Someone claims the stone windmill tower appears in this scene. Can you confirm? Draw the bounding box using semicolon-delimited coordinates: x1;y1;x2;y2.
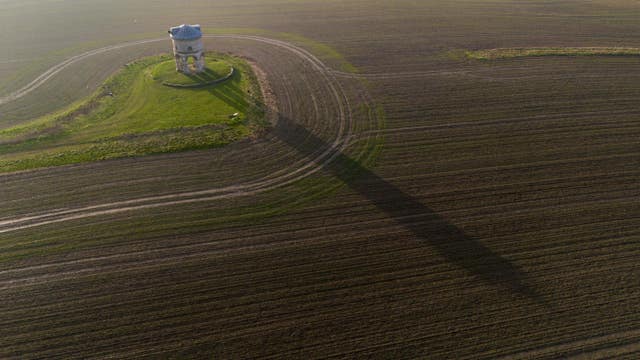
168;24;205;74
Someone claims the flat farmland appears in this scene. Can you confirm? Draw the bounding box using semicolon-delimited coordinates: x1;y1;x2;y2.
1;0;640;358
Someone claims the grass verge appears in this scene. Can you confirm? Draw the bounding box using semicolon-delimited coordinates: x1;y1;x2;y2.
466;47;640;60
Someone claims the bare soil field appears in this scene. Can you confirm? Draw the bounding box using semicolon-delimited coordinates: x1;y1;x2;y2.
1;0;639;358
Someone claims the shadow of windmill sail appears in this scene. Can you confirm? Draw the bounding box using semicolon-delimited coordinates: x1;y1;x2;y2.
274;114;542;301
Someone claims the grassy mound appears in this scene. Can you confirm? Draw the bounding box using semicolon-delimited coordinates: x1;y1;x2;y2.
0;53;268;173
151;57;233;86
466;47;640;60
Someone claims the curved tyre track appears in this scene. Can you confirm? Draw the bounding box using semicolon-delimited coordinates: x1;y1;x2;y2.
0;35;376;235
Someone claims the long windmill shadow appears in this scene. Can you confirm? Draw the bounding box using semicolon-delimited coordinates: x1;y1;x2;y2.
274;115;541;300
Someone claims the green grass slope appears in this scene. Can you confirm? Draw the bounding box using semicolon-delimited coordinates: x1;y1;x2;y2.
152;58;233;86
0;53;267;173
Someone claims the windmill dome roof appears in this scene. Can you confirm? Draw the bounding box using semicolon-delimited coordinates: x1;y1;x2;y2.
169;24;202;40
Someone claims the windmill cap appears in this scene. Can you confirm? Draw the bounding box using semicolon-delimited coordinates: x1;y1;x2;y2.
168;24;202;40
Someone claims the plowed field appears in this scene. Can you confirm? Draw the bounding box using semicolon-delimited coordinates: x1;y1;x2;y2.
1;0;639;358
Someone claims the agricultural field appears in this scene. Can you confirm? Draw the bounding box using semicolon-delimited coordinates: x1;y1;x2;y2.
1;0;640;358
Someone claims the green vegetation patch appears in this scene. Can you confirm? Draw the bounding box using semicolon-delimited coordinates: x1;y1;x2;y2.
466;47;640;60
0;53;268;173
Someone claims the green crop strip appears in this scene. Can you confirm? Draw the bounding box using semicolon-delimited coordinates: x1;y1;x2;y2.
466;47;640;60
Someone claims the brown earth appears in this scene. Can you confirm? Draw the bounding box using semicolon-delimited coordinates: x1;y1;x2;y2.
0;1;640;359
